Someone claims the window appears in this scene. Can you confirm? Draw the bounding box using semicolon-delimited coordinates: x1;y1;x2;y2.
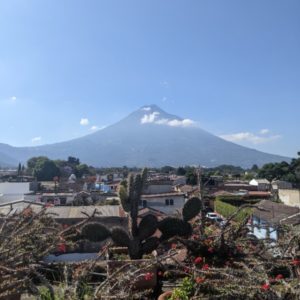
169;199;174;205
165;199;170;206
142;200;147;208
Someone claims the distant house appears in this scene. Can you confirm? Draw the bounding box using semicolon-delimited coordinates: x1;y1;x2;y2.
25;192;75;205
175;184;199;197
249;179;271;191
140;192;186;215
141;179;185;214
170;175;186;186
143;179;174;194
272;180;293;191
223;181;257;192
94;182;120;193
249;200;300;240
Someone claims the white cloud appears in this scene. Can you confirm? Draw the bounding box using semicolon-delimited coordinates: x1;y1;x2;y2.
260;128;270;135
31;136;42;143
90;125;106;131
160;80;169;87
142;107;152;111
141;112;160;124
167;119;196;127
220;132;281;144
10;96;17;103
80;118;89;126
141;112;196;128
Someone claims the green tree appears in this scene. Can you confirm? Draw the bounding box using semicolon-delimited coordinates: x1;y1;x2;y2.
32;158;60;181
186;169;197;185
251;164;259;172
67;156;80;166
161;166;175;174
27;156;48;173
176;167;186;176
74;164;90;178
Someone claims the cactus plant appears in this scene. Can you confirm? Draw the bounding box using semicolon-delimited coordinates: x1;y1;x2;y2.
112;169;159;259
80;222;111;242
111;213;159;259
158;197;201;241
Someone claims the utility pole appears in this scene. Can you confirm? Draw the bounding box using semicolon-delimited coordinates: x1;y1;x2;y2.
197;166;205;234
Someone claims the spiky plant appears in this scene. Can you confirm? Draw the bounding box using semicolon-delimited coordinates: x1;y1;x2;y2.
80;222;111;242
113;169;159;259
158;197;201;241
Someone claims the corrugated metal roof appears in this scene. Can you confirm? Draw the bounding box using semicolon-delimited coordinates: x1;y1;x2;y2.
0;182;30;194
0;201;122;218
141;192;185;199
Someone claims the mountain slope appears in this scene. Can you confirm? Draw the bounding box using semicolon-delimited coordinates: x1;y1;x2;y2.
0;105;289;168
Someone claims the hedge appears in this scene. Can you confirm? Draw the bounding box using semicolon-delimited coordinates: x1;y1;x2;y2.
215;198;252;223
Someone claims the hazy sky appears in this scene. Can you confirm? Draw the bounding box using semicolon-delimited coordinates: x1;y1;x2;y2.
0;0;299;157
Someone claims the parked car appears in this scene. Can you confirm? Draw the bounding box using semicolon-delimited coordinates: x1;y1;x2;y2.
214;217;226;227
206;213;226;227
206;212;218;219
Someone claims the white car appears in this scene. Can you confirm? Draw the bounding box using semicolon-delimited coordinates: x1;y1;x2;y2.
206;213;226;226
206;212;218;219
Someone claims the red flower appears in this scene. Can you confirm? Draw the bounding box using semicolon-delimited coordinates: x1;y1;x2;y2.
208;247;214;253
195;277;205;284
261;283;270;291
57;243;66;253
184;267;190;274
275;274;283;280
194;257;203;264
202;264;209;271
144;272;154;281
158;271;164;277
292;259;300;266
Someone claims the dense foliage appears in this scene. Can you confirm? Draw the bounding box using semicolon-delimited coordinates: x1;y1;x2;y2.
258;152;300;184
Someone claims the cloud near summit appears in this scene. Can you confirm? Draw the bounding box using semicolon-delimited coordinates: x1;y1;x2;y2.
140;111;196;128
220;130;281;145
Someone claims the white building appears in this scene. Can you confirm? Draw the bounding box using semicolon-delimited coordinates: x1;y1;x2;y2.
140;192;186;215
140;180;185;214
278;189;300;207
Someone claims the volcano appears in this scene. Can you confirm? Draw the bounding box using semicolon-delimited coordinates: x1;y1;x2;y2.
0;105;289;168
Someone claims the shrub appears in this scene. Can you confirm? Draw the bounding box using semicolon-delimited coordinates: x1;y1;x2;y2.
215;198;252;223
